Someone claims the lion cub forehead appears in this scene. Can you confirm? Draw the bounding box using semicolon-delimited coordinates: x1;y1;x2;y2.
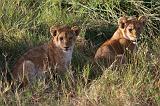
126;17;141;25
58;26;72;32
126;18;141;27
59;31;73;37
56;26;74;36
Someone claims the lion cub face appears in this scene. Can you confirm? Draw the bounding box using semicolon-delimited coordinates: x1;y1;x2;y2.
50;26;80;52
118;16;147;42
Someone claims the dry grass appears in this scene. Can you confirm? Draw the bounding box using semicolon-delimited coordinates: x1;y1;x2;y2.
0;0;160;105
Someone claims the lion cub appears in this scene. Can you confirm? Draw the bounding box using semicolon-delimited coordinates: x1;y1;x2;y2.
12;25;80;84
95;16;147;66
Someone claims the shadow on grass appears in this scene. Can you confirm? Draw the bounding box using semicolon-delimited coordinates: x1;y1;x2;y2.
72;24;117;82
85;24;117;47
0;23;50;70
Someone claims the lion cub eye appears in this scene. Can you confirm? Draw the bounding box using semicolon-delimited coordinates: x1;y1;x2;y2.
60;37;63;41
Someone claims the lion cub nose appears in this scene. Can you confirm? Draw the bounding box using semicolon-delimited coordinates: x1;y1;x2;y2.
64;47;69;50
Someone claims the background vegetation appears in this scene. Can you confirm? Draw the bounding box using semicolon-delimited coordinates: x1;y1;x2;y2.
0;0;160;105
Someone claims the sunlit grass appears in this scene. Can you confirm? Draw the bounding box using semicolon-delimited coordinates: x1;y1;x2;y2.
0;0;160;105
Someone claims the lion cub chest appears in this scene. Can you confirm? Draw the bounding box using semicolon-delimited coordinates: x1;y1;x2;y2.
56;50;73;71
63;50;73;68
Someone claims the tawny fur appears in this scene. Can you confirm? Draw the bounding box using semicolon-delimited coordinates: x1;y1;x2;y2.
95;16;147;66
12;25;80;84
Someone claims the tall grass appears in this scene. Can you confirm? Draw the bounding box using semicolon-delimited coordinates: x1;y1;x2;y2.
0;0;160;105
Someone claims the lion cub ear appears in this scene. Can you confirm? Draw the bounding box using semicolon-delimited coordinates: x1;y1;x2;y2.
118;17;128;29
138;16;147;26
71;26;80;36
50;26;59;36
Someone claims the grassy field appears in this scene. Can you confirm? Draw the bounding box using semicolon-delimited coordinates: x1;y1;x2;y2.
0;0;160;105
